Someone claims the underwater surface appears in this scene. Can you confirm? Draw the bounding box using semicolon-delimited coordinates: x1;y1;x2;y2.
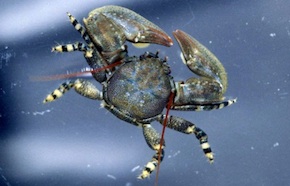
1;0;290;185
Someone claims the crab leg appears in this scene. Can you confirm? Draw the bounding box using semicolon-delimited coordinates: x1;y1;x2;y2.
157;115;214;163
67;12;92;45
52;42;89;53
138;124;165;179
171;98;237;111
43;79;102;103
52;13;94;58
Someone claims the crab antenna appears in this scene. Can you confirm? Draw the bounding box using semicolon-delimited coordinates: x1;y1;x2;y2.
155;92;174;186
30;61;122;81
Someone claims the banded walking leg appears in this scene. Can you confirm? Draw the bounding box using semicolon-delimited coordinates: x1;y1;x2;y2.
138;124;165;179
43;79;102;103
51;12;94;57
67;12;92;45
52;42;89;53
157;115;214;163
171;98;237;111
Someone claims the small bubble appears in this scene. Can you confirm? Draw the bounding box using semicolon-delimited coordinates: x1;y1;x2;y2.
131;165;140;172
125;182;133;186
261;16;265;21
107;174;116;180
273;142;279;147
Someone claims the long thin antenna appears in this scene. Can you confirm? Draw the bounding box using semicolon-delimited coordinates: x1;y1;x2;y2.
30;61;122;81
155;92;174;186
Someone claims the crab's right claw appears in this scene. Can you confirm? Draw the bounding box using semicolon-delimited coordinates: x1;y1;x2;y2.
173;29;227;93
90;5;173;47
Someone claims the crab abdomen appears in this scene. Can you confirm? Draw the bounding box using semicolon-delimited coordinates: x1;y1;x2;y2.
105;56;171;120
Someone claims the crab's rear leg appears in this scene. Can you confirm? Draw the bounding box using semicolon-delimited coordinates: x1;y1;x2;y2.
43;79;102;103
138;124;165;179
157;115;214;163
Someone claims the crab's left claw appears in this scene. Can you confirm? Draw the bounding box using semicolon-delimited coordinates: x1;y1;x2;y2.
173;29;227;93
90;5;173;47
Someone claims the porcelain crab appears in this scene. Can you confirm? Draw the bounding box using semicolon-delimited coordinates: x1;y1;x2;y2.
44;5;236;180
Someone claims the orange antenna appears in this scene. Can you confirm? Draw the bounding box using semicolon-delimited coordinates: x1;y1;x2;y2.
30;61;122;81
155;92;174;186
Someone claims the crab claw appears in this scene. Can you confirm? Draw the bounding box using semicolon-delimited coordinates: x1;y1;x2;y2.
89;5;173;47
84;12;128;64
173;29;227;93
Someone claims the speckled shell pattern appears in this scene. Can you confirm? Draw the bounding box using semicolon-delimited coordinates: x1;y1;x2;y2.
105;56;172;120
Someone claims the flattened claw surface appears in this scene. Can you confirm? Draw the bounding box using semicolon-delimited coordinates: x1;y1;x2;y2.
90;5;173;47
84;13;126;53
173;29;227;93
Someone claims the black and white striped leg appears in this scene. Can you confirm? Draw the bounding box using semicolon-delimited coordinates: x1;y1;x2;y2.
138;124;165;179
52;42;89;53
172;98;237;111
157;115;214;163
67;12;92;45
43;79;102;103
51;12;94;57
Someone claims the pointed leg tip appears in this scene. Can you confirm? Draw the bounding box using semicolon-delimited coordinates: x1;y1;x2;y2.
43;94;56;103
137;173;148;180
206;153;214;163
43;98;51;104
